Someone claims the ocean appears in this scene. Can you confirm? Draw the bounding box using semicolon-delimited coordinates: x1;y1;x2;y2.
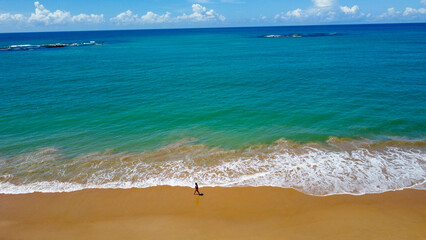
0;23;425;195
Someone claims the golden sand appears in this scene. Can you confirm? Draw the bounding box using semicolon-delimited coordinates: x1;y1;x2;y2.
0;187;425;240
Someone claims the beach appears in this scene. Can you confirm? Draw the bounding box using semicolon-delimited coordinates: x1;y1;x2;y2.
0;187;425;240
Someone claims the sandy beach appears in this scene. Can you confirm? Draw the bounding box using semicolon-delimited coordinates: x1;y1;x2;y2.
0;187;425;240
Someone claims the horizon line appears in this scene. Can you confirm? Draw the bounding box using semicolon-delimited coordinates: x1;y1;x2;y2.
1;21;425;35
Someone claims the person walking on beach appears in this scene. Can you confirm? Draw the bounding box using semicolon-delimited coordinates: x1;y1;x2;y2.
194;183;200;195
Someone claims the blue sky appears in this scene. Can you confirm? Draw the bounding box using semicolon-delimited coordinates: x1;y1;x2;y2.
0;0;425;32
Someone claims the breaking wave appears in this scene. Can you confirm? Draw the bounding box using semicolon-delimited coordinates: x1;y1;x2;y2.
0;138;425;196
263;33;339;38
0;41;102;51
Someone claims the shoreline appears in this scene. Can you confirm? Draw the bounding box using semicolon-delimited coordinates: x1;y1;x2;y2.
0;183;425;196
1;187;425;240
2;138;425;196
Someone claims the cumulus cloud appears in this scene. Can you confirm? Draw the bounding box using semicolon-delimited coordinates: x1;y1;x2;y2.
0;13;26;23
312;0;335;8
176;4;225;22
378;8;401;19
110;10;139;24
1;2;224;28
340;5;359;15
0;1;104;25
403;7;426;16
273;0;425;24
275;0;425;23
111;4;225;25
285;8;303;18
275;8;332;22
110;10;172;24
71;14;104;24
28;1;104;24
28;1;70;24
275;1;347;22
221;0;245;3
141;11;172;23
377;7;426;20
275;1;367;23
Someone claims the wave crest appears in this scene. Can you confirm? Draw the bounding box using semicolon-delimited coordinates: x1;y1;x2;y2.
263;33;338;38
0;41;102;51
1;138;425;195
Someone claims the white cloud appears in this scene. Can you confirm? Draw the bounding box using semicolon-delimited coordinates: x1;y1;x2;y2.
286;8;303;18
0;13;26;23
275;6;339;22
221;0;245;3
110;10;139;24
72;14;105;24
110;10;172;24
0;1;104;25
272;0;423;23
1;2;224;27
111;4;225;25
28;1;104;24
274;1;425;24
28;2;71;24
377;7;426;20
141;11;172;23
176;4;225;22
403;7;426;16
273;0;335;20
251;14;267;22
340;5;359;15
312;0;335;8
378;8;401;18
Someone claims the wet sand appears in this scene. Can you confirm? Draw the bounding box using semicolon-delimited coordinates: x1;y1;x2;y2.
0;187;425;240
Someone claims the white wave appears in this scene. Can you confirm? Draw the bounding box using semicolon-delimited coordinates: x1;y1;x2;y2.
264;35;282;38
2;41;102;51
10;44;39;47
1;143;425;196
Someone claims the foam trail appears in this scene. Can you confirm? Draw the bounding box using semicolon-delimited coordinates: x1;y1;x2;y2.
0;139;425;195
0;41;102;51
263;33;339;38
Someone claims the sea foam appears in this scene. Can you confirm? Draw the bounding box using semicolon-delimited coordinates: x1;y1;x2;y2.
0;41;102;51
263;33;338;38
1;138;424;196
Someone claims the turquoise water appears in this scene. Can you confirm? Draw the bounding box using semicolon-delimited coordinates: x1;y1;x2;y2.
0;24;425;195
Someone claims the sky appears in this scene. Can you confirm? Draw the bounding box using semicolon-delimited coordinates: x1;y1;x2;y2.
0;0;425;32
